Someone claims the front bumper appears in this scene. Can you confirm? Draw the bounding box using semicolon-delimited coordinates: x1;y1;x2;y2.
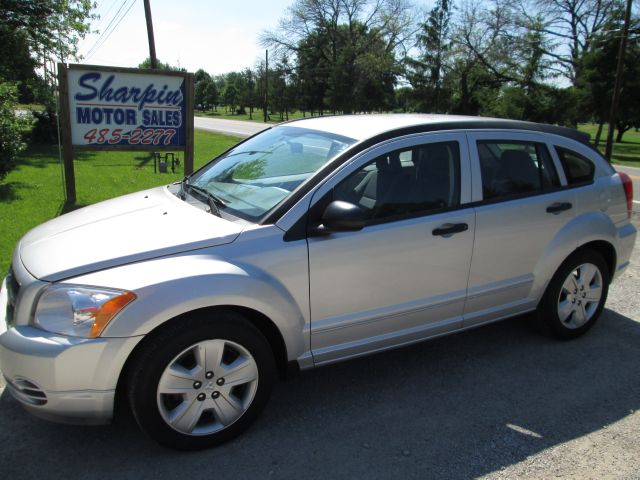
0;322;142;425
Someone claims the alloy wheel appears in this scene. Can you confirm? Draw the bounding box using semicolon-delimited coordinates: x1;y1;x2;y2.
156;339;259;436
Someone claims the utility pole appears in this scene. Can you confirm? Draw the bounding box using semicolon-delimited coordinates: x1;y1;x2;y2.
264;50;269;123
143;0;158;69
604;0;633;161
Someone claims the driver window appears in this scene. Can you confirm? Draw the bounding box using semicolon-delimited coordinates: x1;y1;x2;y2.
333;141;461;223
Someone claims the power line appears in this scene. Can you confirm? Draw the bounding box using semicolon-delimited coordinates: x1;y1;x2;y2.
85;0;136;60
83;0;129;58
85;0;137;61
94;0;120;33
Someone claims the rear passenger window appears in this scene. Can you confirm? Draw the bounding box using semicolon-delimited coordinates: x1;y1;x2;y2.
477;141;560;201
555;147;595;185
333;141;460;223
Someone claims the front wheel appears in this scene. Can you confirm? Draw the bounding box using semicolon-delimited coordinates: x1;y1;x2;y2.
539;250;610;340
127;313;276;450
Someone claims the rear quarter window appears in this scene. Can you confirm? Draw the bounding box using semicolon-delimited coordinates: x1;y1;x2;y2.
555;147;595;185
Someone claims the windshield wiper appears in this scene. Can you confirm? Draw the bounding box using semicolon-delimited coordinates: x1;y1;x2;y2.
179;175;190;200
184;183;227;217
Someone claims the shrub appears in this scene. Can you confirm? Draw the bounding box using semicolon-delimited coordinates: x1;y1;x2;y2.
0;81;29;181
31;108;58;144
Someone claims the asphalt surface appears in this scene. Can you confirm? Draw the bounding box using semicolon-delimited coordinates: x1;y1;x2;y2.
1;217;639;479
194;116;268;137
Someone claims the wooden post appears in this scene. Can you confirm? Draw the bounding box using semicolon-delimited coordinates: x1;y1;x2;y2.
263;50;268;123
143;0;158;69
57;63;76;204
184;73;195;175
604;0;633;161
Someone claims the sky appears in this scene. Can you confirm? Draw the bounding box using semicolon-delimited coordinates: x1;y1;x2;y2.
77;0;295;74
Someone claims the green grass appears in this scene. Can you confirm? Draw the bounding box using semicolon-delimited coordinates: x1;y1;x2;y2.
578;124;640;168
16;103;45;112
195;109;308;124
0;130;239;277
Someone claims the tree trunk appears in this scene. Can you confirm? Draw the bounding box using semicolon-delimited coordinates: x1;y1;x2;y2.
594;122;604;146
616;123;631;142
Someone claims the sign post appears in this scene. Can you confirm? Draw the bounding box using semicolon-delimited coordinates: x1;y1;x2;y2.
57;63;194;203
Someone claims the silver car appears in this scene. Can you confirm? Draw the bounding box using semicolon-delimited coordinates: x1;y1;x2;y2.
0;115;636;450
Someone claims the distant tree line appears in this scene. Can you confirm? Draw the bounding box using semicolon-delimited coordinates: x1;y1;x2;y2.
188;0;639;142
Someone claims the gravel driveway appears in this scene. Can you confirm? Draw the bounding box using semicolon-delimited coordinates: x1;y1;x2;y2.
1;218;639;479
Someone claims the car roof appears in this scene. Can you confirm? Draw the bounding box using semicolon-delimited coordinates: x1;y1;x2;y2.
279;113;591;146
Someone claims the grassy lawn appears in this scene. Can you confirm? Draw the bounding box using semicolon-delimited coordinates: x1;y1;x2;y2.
577;124;640;168
195;109;308;124
0;130;239;277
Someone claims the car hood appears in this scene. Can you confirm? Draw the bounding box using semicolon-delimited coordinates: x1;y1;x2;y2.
19;186;244;281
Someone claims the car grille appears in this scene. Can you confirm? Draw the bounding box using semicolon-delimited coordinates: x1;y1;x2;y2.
5;377;48;406
5;266;19;328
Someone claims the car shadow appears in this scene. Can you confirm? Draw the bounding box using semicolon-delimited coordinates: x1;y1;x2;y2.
1;308;639;479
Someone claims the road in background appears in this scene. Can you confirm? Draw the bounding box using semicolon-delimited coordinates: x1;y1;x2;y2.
194;116;268;137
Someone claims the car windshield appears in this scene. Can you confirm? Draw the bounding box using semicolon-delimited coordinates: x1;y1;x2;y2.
188;126;356;221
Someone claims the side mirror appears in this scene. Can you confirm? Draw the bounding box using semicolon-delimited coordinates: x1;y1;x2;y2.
313;200;366;235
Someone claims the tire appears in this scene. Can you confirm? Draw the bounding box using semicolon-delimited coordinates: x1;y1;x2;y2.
538;249;610;340
127;311;276;450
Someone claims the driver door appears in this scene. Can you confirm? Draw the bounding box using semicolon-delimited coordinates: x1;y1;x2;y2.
306;133;476;365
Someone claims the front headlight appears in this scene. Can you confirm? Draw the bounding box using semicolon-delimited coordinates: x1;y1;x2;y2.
33;285;136;338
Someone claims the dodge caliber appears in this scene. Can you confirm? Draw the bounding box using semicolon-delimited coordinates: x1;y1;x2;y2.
0;114;636;450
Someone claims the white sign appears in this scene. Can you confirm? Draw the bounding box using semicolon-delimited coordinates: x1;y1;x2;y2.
67;68;187;147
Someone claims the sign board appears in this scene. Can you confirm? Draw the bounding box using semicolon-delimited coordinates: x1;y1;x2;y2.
67;67;187;148
58;63;194;203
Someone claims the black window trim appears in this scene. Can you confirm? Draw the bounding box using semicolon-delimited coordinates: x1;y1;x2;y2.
554;145;597;188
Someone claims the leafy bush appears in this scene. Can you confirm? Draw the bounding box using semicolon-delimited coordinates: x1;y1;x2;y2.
31;108;58;144
0;81;30;181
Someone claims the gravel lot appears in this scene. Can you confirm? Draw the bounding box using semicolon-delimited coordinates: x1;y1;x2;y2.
1;217;639;479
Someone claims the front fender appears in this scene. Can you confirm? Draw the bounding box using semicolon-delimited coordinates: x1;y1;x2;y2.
66;252;309;362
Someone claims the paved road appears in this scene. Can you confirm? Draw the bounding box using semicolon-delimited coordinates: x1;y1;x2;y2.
194;116;268;138
1;220;639;479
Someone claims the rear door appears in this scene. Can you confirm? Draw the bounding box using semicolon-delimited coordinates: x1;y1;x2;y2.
464;131;576;327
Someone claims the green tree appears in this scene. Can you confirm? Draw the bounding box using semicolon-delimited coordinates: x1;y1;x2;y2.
194;69;213;111
0;0;95;103
578;17;640;142
407;0;453;112
223;84;239;113
262;0;413;114
204;81;219;112
138;58;183;71
0;82;30;180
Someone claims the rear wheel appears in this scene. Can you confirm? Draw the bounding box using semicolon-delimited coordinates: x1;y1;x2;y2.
127;312;276;450
539;250;609;339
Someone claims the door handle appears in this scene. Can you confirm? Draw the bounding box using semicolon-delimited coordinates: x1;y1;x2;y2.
546;202;572;214
432;223;468;236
